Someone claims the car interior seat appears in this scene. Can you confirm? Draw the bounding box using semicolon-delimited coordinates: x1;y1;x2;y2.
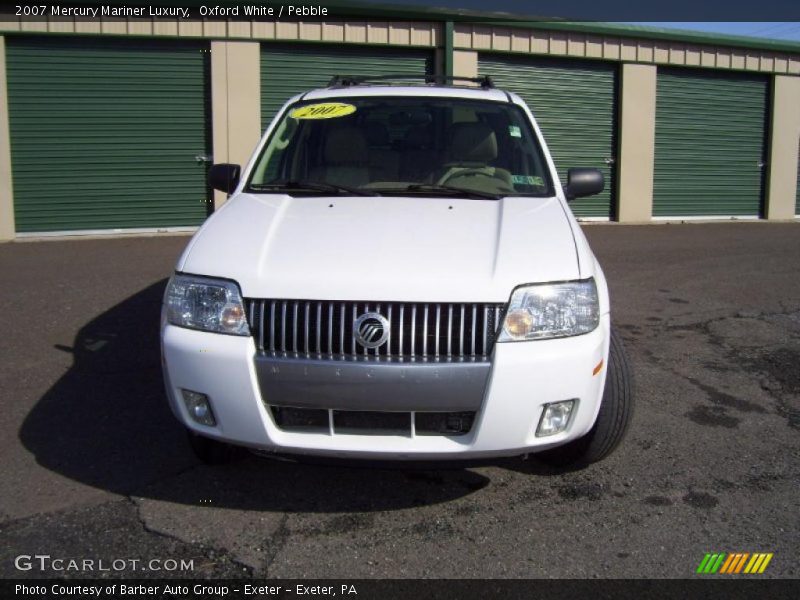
309;126;371;188
436;122;514;192
400;125;439;183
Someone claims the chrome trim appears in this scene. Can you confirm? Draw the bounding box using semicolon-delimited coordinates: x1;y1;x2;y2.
338;302;344;357
471;304;477;357
316;302;322;355
258;302;265;353
245;299;504;362
398;303;405;357
292;302;299;353
422;304;429;357
269;301;276;353
435;303;441;358
304;301;310;353
459;304;465;356
411;305;417;358
255;355;491;411
447;303;453;358
280;301;287;352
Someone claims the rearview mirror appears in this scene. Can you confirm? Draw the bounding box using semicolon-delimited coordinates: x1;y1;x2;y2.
563;168;604;201
209;164;241;194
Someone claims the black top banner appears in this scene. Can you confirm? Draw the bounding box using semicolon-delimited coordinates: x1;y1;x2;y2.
3;0;800;23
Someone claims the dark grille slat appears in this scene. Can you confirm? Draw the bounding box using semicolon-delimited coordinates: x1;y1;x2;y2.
411;305;417;357
280;301;287;352
471;304;477;357
422;305;429;356
447;304;453;358
269;301;276;353
459;305;465;356
398;303;405;356
245;299;503;362
328;302;334;357
339;302;345;357
434;304;441;358
272;407;476;436
316;302;322;355
258;301;265;353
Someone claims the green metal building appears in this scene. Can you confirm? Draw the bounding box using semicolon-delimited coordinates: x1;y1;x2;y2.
0;4;798;238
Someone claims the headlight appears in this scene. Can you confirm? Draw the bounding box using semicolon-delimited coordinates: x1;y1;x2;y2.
165;274;249;336
498;279;599;341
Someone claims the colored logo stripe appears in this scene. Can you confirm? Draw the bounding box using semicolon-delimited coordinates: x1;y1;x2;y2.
697;553;726;573
698;552;773;574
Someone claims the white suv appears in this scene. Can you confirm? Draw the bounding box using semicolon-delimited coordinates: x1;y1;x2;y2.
161;75;634;466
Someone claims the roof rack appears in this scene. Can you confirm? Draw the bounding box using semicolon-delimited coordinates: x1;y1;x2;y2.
326;74;495;90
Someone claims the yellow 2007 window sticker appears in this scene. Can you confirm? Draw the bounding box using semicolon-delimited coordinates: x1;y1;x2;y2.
289;103;357;120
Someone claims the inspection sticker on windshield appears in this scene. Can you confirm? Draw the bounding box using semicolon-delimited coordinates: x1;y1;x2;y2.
290;103;357;120
509;125;522;138
512;175;544;186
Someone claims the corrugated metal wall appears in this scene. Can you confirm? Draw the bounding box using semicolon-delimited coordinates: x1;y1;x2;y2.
653;68;768;217
478;55;618;218
261;43;434;126
6;37;211;232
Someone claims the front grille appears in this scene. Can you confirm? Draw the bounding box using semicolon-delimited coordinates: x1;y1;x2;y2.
270;406;476;436
245;300;504;361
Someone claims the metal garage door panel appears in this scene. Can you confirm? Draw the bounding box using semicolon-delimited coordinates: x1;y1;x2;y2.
6;38;210;233
479;56;618;218
261;44;433;127
653;68;768;217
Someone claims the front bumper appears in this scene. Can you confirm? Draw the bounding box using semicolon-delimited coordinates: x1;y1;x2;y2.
161;315;610;459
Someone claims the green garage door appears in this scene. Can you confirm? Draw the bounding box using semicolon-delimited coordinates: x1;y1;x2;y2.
261;44;433;127
479;56;618;218
6;38;211;233
653;69;768;217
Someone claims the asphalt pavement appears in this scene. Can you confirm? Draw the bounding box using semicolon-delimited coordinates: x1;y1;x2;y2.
0;222;798;579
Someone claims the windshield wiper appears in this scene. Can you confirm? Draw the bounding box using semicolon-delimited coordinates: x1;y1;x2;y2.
248;180;378;197
404;184;503;200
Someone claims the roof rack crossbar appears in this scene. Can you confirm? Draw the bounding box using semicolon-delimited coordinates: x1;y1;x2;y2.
327;74;495;89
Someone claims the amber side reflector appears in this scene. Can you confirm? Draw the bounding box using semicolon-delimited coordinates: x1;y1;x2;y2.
592;360;604;376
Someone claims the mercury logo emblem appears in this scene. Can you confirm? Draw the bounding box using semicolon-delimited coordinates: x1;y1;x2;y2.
354;312;390;349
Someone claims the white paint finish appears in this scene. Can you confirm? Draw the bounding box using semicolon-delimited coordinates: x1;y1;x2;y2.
162;318;609;458
301;85;510;103
165;84;613;458
181;192;581;302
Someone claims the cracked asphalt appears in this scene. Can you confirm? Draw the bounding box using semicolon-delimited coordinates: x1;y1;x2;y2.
0;222;798;579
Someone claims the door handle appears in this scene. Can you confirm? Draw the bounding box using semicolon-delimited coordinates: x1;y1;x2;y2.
604;157;615;165
195;154;213;163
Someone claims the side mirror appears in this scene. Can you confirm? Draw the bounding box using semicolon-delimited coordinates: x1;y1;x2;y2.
563;168;604;201
208;164;241;194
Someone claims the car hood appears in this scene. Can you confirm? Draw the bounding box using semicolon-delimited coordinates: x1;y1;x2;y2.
179;193;579;302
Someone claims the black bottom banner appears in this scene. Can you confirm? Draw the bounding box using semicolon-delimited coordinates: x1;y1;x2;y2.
4;579;800;600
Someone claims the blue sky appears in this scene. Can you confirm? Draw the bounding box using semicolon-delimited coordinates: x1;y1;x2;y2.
628;23;800;41
361;1;800;41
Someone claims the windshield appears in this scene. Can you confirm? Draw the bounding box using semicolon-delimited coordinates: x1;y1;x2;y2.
246;96;554;198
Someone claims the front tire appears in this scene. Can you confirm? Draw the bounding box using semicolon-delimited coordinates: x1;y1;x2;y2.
537;329;634;467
